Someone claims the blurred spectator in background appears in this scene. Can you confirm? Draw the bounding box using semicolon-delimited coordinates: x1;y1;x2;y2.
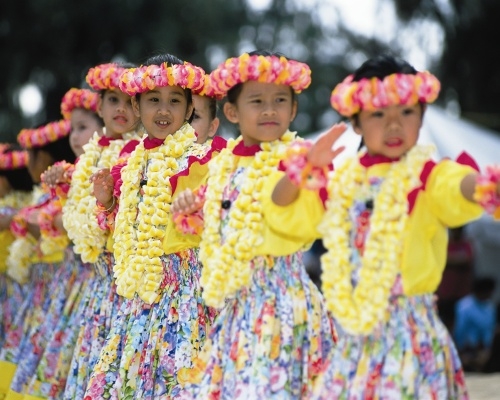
436;226;474;332
453;277;497;372
303;239;326;289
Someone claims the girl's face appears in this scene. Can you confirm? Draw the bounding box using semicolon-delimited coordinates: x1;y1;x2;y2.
0;175;11;197
192;95;220;144
224;81;297;146
132;86;193;140
27;149;53;183
98;89;139;138
70;108;103;156
353;103;424;159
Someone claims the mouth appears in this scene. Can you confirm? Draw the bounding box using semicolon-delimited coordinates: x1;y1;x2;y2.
114;116;128;124
385;137;403;147
155;120;172;129
259;121;279;126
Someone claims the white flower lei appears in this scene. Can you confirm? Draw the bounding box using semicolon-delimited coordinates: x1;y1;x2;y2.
0;190;32;209
63;130;139;263
318;144;434;335
200;130;297;308
113;123;197;304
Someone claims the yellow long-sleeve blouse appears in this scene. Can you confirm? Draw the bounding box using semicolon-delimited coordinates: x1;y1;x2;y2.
262;157;483;295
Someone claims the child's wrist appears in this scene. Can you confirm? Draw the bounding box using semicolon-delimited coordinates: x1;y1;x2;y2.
280;141;332;190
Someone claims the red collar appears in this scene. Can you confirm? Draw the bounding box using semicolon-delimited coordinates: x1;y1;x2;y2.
97;136;120;147
359;153;400;167
232;140;261;156
143;136;165;150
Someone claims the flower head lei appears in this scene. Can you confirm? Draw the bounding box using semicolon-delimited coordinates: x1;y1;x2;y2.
113;123;197;304
199;130;297;308
318;145;434;335
209;53;312;98
0;144;29;170
86;63;128;91
17;119;71;149
60;88;100;120
119;62;206;96
331;71;441;117
63;131;138;263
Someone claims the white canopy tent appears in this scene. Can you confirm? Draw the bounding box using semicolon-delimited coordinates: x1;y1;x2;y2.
310;105;500;171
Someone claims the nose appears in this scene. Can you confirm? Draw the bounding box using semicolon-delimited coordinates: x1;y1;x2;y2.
262;102;277;116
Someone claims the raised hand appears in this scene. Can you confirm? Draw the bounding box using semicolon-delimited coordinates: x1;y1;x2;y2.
90;168;114;208
172;188;204;215
307;122;347;167
41;164;67;187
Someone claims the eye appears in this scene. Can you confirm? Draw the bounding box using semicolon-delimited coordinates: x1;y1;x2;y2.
276;97;288;103
192;112;200;120
402;107;415;115
371;111;384;118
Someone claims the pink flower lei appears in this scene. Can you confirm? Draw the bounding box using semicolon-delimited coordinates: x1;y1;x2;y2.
330;71;441;117
86;63;128;91
17;119;71;149
60;88;100;119
118;62;206;96
0;144;29;170
209;53;312;98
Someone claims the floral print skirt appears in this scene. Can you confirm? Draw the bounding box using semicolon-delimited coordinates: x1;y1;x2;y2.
312;294;469;400
84;249;215;400
181;253;337;400
0;261;61;398
0;274;25;348
62;251;123;400
24;250;95;399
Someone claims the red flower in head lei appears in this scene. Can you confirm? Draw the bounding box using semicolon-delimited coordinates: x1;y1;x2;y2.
86;63;128;91
17;120;72;149
330;71;441;117
209;53;312;98
118;62;206;96
0;143;29;170
60;88;100;120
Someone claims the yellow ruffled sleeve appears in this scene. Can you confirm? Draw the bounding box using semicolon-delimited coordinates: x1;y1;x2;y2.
426;160;483;226
262;170;325;244
0;230;15;273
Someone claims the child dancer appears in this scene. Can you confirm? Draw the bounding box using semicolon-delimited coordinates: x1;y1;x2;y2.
3;88;101;400
84;54;225;400
268;54;500;399
0;118;76;399
172;50;336;399
0;144;33;348
192;93;220;144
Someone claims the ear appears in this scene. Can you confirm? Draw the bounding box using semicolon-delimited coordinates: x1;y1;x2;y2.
97;95;104;119
223;102;239;124
208;117;220;138
131;96;141;118
350;117;363;136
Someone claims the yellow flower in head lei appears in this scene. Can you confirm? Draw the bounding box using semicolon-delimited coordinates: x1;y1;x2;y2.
63;130;139;263
199;130;297;308
113;123;197;304
86;63;128;91
60;88;100;120
318;145;435;335
330;71;441;117
209;53;312;98
17;120;71;149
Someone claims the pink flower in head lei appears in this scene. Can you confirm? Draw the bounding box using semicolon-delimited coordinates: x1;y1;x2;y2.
118;62;206;96
60;88;100;119
86;63;128;91
330;71;441;117
0;143;29;170
17;120;72;149
209;53;312;98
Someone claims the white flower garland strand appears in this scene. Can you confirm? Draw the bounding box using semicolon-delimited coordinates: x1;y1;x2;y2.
113;123;197;304
63;131;139;263
200;130;297;308
318;145;434;335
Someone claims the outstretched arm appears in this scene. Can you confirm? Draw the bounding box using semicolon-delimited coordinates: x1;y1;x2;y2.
466;165;500;218
272;122;347;207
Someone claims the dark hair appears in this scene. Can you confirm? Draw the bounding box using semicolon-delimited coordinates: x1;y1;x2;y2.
207;96;218;120
351;54;418;82
226;49;297;104
0;145;34;191
31;135;76;164
473;277;496;295
136;53;194;123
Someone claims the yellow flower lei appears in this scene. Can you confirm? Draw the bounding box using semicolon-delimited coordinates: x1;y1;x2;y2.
0;190;33;209
113;123;197;304
199;130;297;308
63;131;139;263
318;144;434;335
